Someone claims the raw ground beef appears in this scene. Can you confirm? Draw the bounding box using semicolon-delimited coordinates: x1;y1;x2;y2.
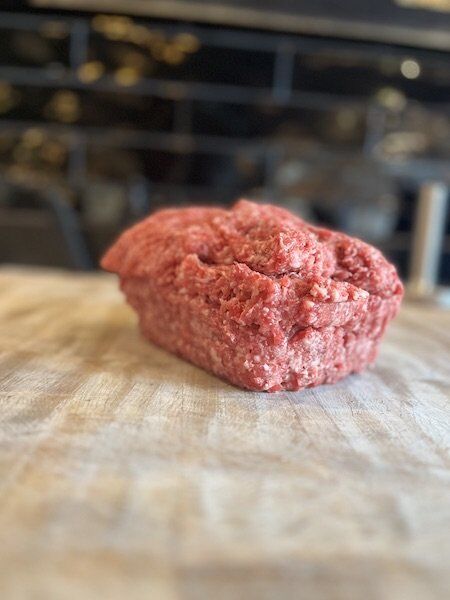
101;200;403;391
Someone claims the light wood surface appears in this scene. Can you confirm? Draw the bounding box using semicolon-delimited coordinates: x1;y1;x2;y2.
0;267;449;600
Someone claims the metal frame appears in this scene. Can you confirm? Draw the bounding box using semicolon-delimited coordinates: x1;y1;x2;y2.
30;0;450;51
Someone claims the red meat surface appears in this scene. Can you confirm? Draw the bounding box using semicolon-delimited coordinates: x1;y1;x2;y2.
102;200;403;391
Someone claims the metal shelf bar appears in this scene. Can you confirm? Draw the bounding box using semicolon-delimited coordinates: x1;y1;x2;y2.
1;11;450;66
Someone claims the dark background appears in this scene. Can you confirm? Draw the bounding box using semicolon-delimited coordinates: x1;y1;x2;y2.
0;1;449;281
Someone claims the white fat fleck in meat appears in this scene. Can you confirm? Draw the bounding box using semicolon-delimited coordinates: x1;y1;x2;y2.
330;288;340;302
350;288;370;301
309;283;329;300
210;347;221;365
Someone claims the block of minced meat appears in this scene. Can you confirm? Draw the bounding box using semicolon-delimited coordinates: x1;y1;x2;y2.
101;200;403;392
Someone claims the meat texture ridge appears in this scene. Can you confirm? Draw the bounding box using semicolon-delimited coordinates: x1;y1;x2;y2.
102;199;403;391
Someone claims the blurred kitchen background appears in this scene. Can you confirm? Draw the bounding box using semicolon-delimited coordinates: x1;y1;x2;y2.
1;0;450;290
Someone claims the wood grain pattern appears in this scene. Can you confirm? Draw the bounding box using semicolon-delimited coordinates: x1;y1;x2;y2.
0;267;449;600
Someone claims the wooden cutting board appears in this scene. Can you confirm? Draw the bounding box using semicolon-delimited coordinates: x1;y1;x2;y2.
0;267;449;600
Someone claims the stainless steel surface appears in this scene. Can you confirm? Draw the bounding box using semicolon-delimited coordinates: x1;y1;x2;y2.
408;181;448;298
